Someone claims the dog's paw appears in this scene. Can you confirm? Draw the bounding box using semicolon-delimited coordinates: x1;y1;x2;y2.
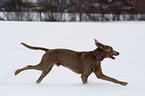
15;69;21;75
119;82;128;86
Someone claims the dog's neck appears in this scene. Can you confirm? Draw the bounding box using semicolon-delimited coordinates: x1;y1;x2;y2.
94;49;105;61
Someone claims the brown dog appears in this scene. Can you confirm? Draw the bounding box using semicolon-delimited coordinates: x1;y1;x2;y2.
15;39;128;86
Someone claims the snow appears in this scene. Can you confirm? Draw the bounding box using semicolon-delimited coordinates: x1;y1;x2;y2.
0;21;145;96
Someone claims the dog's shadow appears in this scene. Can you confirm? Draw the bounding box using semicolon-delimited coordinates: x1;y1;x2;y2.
37;82;122;88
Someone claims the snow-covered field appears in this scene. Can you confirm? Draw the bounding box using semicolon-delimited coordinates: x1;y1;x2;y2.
0;21;145;96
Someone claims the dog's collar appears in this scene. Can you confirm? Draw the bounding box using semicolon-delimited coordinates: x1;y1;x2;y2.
93;50;103;61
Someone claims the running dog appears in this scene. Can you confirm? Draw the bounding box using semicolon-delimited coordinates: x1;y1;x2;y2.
15;39;128;86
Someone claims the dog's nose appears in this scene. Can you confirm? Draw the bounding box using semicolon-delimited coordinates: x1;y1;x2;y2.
114;51;119;56
116;52;120;55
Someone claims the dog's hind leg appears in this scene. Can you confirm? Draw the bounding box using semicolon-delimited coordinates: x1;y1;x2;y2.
36;65;53;84
15;64;41;75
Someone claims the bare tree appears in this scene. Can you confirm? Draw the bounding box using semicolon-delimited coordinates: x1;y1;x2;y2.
38;0;66;21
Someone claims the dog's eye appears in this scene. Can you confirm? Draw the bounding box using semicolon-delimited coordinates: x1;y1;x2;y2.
106;46;109;49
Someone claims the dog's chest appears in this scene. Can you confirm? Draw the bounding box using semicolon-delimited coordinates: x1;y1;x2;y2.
92;61;100;72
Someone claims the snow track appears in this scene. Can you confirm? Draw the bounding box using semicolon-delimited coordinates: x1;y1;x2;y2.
0;21;145;96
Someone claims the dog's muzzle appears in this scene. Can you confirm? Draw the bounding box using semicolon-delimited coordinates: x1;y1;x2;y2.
111;51;119;59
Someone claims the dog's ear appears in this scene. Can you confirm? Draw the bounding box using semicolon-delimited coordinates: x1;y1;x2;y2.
94;39;105;50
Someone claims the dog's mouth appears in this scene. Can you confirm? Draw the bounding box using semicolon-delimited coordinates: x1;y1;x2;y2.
111;55;116;59
110;52;119;60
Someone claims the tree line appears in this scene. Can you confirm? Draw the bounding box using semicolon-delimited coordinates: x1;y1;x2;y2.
0;0;145;21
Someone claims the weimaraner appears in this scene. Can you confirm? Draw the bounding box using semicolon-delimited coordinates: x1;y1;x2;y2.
15;39;128;86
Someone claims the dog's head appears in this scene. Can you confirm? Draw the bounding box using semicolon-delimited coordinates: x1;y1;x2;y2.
94;39;119;60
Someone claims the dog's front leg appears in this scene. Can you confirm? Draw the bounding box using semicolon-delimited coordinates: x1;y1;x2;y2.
94;65;128;86
81;67;92;84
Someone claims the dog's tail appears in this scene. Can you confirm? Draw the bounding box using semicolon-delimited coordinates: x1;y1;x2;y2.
21;42;49;52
